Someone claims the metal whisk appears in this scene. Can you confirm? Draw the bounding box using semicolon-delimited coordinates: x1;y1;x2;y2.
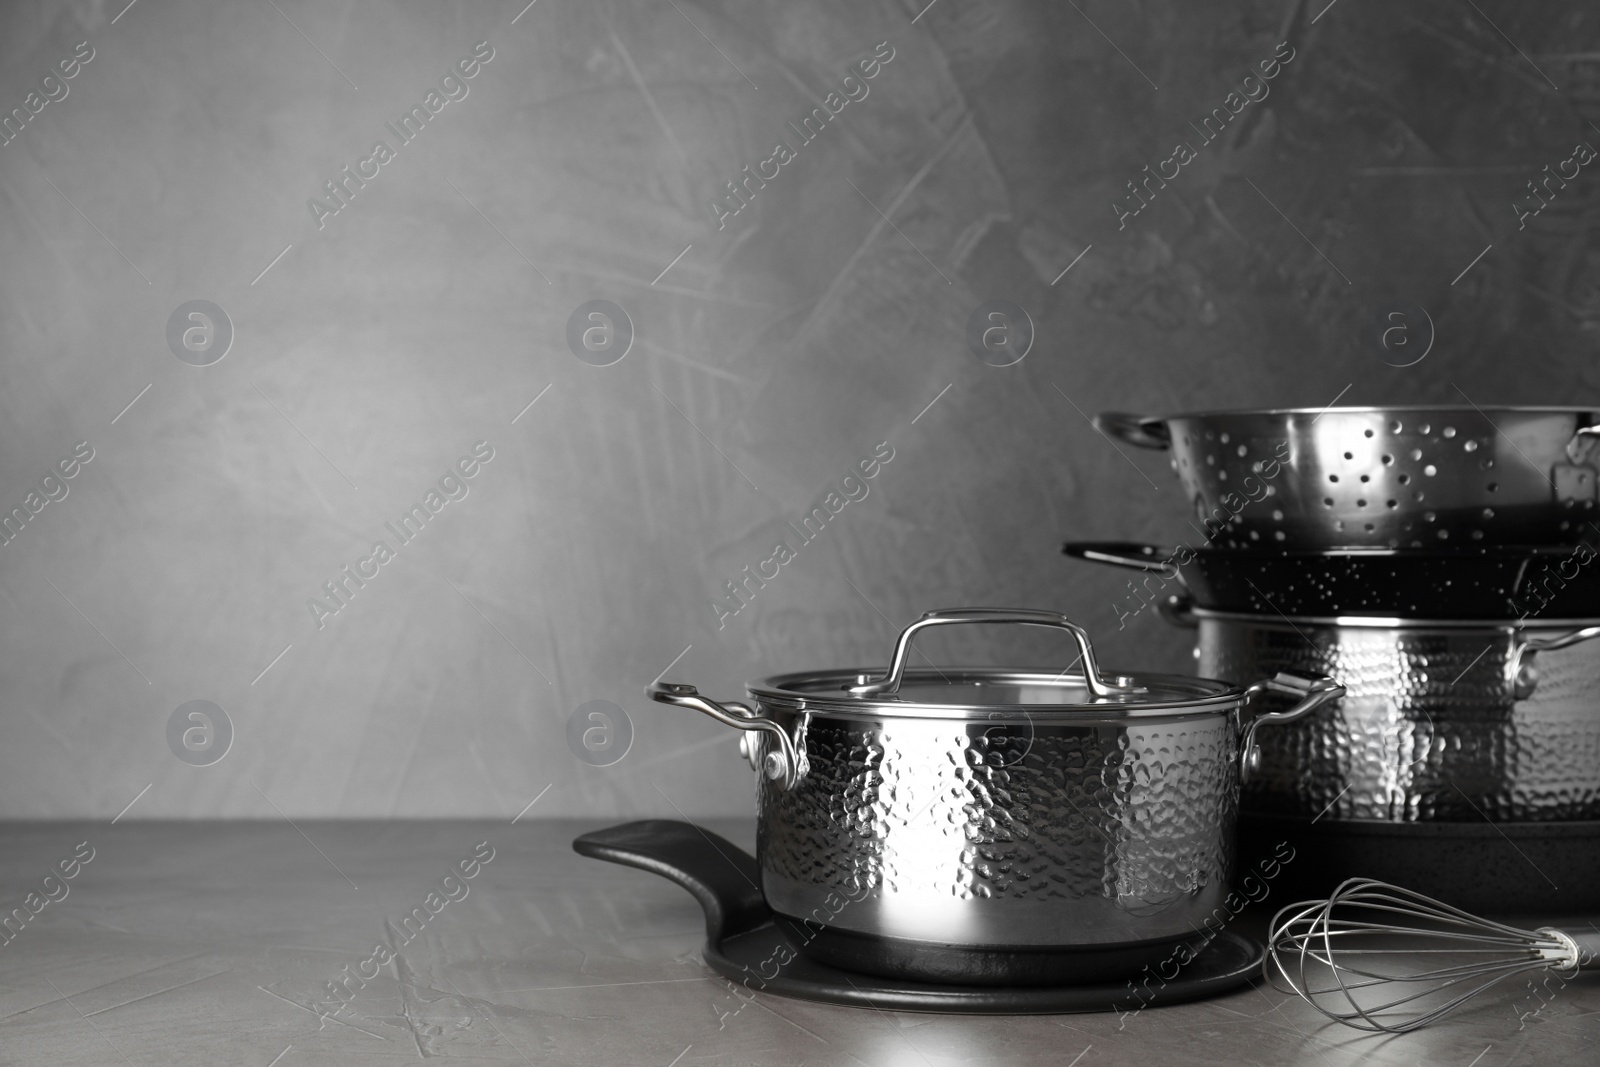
1265;878;1600;1033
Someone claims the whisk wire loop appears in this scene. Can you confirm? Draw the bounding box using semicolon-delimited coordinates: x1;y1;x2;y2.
1265;877;1576;1034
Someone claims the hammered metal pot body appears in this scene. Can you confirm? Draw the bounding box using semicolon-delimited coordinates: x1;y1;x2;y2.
649;607;1343;985
1194;616;1600;822
750;702;1238;950
1111;407;1600;549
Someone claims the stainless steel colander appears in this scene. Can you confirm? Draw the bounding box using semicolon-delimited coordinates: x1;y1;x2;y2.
1096;407;1600;549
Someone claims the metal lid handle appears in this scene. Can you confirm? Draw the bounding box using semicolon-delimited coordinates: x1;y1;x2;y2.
846;608;1135;699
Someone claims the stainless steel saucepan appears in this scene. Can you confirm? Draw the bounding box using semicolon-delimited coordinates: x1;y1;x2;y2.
1155;600;1600;823
649;608;1343;986
1095;406;1600;549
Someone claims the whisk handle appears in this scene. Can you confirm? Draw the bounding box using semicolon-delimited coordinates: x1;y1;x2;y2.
1563;928;1600;970
1537;927;1600;971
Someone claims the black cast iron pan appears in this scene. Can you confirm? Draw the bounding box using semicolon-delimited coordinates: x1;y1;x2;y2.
1064;540;1600;619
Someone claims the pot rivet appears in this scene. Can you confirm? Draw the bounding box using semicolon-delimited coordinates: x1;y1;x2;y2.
763;752;787;780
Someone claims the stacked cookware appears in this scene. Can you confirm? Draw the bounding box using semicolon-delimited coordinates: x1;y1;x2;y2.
1069;407;1600;912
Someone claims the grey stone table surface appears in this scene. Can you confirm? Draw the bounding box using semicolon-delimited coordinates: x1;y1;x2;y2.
1;820;1595;1066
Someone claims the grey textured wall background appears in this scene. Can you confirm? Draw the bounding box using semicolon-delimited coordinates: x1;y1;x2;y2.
4;0;1598;818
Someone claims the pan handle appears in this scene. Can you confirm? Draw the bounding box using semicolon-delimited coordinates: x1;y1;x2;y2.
1566;420;1600;464
846;608;1143;699
1158;593;1199;629
1093;412;1171;450
1063;541;1183;581
1238;673;1345;784
1505;625;1600;700
647;681;801;789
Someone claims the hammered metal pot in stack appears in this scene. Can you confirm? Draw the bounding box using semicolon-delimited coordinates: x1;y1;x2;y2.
1177;607;1600;822
1076;406;1600;912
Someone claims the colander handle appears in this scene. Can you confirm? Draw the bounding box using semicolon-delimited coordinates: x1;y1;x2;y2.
846;608;1141;699
1062;541;1183;580
647;681;801;790
1238;672;1345;784
1093;412;1171;450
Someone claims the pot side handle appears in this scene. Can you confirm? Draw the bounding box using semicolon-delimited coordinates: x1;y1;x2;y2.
1238;672;1345;785
648;680;801;789
1505;625;1600;700
1093;412;1171;450
1570;421;1600;450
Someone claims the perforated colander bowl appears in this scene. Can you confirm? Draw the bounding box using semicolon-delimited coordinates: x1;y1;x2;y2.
1097;407;1600;549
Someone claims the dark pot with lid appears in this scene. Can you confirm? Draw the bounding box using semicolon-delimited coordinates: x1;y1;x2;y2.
648;608;1343;986
1062;539;1600;619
